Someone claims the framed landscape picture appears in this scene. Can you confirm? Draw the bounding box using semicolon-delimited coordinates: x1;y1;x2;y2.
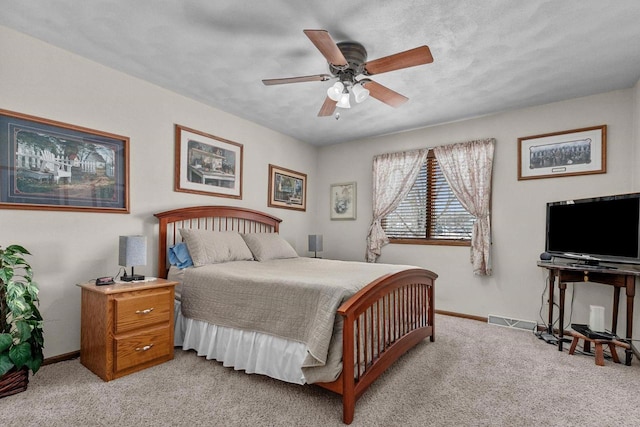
0;109;129;213
330;182;356;220
175;124;243;199
268;164;306;211
517;125;606;180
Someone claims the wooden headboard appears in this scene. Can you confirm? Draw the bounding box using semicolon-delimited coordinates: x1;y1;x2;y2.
154;206;282;278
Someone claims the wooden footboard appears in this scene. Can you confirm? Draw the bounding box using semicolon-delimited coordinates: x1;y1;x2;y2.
316;268;437;424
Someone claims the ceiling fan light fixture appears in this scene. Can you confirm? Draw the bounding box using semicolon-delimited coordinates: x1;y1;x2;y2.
337;92;351;109
352;83;370;103
263;30;433;117
327;81;344;101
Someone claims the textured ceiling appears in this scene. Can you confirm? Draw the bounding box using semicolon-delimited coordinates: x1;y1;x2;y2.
1;1;640;146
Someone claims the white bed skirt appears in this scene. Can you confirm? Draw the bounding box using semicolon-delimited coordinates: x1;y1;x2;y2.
174;300;307;385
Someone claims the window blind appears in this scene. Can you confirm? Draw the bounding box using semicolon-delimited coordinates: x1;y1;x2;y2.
382;152;475;241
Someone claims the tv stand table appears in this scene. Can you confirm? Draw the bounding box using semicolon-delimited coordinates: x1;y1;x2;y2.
537;261;639;365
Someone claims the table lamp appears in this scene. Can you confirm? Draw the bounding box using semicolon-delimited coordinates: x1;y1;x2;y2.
119;235;146;281
308;234;323;258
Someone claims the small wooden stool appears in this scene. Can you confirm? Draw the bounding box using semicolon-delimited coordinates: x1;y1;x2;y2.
567;330;630;366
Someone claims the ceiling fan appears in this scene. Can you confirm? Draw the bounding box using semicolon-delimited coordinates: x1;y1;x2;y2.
262;29;433;117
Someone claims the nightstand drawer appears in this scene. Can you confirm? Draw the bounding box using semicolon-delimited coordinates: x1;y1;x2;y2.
114;324;172;372
114;289;172;333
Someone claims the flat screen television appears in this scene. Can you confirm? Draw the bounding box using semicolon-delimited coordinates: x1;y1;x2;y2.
545;192;640;266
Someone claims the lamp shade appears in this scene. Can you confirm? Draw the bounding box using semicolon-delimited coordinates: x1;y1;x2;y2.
352;83;370;103
327;82;344;101
336;92;351;109
119;235;147;267
308;234;323;252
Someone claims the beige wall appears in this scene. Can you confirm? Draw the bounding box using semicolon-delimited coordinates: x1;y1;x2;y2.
318;88;638;336
0;26;319;358
634;79;640;188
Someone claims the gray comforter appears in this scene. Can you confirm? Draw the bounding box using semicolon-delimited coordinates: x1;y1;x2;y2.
180;257;411;381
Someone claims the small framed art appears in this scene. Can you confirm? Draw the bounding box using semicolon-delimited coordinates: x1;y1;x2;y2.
0;109;129;213
330;182;356;220
268;164;306;211
517;125;606;180
175;124;243;199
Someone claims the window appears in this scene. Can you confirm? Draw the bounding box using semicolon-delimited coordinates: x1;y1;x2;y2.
381;150;474;245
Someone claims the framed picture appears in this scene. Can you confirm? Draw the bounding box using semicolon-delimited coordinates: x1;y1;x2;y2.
268;164;306;211
517;125;606;180
0;109;129;213
330;182;357;220
175;124;243;199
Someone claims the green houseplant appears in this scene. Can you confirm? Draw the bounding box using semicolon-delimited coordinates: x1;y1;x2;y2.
0;244;44;397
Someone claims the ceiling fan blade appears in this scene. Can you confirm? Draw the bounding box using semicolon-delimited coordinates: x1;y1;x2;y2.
362;80;409;107
364;46;433;75
303;29;348;67
318;97;337;117
262;74;332;86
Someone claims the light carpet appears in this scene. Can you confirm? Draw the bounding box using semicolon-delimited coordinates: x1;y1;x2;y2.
1;314;639;426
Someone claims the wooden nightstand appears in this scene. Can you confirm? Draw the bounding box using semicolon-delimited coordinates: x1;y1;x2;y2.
77;278;178;381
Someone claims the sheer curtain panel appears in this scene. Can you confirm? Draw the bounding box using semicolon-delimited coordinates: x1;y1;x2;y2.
433;138;495;275
366;149;428;262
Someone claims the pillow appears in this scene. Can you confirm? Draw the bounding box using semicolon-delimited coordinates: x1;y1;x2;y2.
179;229;253;266
241;233;298;262
168;242;193;269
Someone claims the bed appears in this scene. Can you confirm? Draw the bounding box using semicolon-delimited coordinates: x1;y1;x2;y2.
155;205;437;424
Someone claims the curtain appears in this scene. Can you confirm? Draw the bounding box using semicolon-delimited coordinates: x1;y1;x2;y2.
433;138;495;276
366;149;428;263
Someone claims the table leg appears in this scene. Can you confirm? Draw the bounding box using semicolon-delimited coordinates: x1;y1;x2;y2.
558;281;566;352
625;277;635;365
594;342;605;366
608;343;621;364
548;270;555;335
612;286;620;335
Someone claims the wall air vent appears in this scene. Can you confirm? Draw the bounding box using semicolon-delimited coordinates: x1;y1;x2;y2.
487;314;537;332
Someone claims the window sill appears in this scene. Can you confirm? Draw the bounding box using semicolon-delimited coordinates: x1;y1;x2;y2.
388;238;471;247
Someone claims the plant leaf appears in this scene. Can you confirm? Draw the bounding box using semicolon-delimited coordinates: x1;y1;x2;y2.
0;333;12;352
0;268;13;283
9;341;31;368
25;354;43;374
15;320;32;342
30;324;44;348
6;245;31;255
0;353;15;376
